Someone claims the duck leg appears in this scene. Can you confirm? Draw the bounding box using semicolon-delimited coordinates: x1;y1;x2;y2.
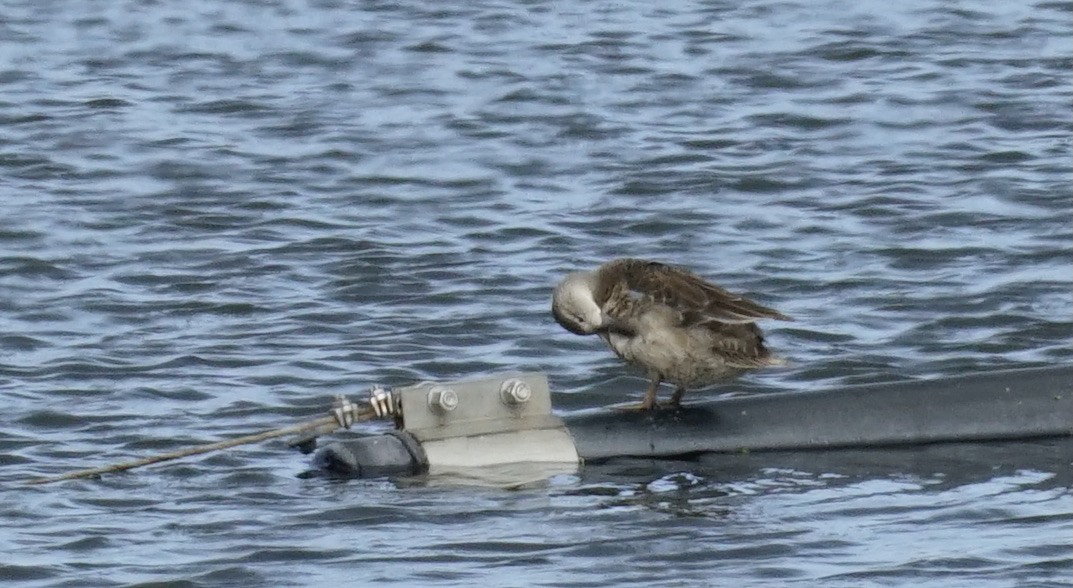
612;373;662;411
663;386;687;409
639;373;661;410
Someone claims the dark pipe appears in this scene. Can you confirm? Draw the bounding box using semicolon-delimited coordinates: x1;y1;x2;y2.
311;365;1072;476
312;430;426;477
568;365;1072;459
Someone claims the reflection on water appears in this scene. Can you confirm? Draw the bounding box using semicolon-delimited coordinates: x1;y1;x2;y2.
400;462;582;490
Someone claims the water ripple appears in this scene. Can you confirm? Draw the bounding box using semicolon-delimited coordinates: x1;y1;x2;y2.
0;0;1069;586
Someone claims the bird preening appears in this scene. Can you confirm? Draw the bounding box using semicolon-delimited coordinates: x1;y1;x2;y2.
552;258;791;410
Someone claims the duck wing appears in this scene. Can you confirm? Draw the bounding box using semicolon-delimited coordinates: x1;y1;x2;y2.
707;321;786;368
601;258;792;325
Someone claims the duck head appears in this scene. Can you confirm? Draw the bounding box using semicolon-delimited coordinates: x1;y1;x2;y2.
551;271;605;335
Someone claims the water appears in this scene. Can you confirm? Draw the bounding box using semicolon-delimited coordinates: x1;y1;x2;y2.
1;0;1070;585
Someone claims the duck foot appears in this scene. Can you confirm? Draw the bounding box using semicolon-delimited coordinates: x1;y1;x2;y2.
611;401;659;412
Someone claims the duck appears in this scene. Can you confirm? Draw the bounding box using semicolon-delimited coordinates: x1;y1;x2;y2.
551;258;791;410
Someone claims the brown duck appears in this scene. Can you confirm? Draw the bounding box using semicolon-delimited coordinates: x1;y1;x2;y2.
552;258;791;410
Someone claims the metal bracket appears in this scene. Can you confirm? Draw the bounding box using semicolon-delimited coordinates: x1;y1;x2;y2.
394;372;579;470
395;372;555;441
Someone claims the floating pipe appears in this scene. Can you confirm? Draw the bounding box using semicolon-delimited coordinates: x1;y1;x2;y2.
569;365;1072;459
312;365;1072;477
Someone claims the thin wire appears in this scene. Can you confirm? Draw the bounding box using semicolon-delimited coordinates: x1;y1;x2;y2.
25;407;376;486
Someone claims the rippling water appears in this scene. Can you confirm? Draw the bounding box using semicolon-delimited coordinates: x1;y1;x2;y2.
2;0;1070;586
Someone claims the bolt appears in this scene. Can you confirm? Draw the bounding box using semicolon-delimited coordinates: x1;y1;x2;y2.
500;379;532;405
427;386;458;412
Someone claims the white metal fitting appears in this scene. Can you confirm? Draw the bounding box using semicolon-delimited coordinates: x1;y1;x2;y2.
426;385;459;413
367;385;398;418
332;394;359;428
499;378;532;405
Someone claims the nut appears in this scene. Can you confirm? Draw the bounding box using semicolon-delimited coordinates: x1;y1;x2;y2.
426;386;458;412
500;379;532;405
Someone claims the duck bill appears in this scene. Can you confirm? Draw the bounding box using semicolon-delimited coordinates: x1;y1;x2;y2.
552;304;589;335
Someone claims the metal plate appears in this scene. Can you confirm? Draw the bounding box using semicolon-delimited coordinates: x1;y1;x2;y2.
398;372;557;440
